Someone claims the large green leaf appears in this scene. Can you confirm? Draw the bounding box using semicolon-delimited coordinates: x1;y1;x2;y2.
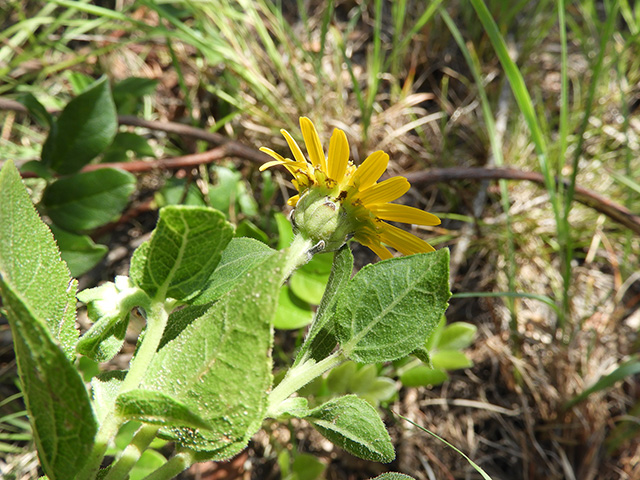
0;285;97;480
335;249;450;363
130;206;234;301
41;76;117;174
140;254;283;458
42;168;136;232
0;161;77;358
115;390;212;430
191;237;276;305
306;395;394;463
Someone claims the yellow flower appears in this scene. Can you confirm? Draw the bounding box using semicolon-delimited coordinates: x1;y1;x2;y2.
260;117;440;259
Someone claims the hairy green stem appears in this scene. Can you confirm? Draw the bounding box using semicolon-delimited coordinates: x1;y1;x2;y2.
267;350;346;417
281;233;314;280
77;301;170;480
103;425;160;480
141;451;195;480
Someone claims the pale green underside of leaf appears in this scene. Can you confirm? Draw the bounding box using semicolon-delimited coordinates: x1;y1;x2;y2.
336;249;451;364
140;253;283;459
130;206;234;301
0;161;77;358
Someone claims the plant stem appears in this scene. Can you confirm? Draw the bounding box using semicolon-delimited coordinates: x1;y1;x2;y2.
77;301;170;480
103;425;160;480
266;351;346;417
141;451;195;480
281;233;314;280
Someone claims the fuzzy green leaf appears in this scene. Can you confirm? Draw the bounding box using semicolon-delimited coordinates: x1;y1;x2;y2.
191;237;275;305
92;371;126;425
140;254;283;458
336;249;451;363
0;161;78;358
294;245;353;366
42;76;117;174
130;206;233;301
370;474;415;480
0;285;96;480
307;395;394;463
42;168;136;232
116;390;213;430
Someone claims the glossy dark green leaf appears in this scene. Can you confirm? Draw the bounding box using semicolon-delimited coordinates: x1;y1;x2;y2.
307;395;394;462
130;206;234;301
335;249;451;363
42;168;136;231
50;225;107;277
17;93;53;127
42;76;117;174
0;161;78;358
112;77;158;114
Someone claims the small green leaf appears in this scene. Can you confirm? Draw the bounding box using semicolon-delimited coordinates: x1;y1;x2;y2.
42;168;136;231
437;322;477;350
116;390;213;430
307;395;395;463
154;177;206;207
0;161;78;358
290;453;327;480
273;286;313;330
50;225;108;277
66;71;94;94
0;285;96;480
130;206;234;301
17;93;53;127
112;77;158;115
76;310;128;362
400;366;448;387
336;250;451;363
431;350;473;370
141;254;283;458
102;132;156;163
326;361;358;395
42;76;117;174
191;237;275;305
294;245;353;366
208;165;241;214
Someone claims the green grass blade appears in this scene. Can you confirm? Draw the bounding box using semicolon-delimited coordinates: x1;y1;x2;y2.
395;413;494;480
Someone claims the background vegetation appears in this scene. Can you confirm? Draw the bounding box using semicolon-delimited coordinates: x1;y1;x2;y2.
0;0;638;479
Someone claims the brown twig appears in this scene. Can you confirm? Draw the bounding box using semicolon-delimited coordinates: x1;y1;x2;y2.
2;97;639;235
406;168;640;236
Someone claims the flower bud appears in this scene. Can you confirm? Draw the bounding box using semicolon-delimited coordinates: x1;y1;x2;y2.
292;188;354;252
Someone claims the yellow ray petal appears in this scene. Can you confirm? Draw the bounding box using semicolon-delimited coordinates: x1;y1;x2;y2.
300;117;326;171
378;222;435;255
355;233;393;260
260;146;287;164
348;151;389;190
280;129;307;165
328;128;350;184
287;194;300;206
369;204;441;226
355;177;410;206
